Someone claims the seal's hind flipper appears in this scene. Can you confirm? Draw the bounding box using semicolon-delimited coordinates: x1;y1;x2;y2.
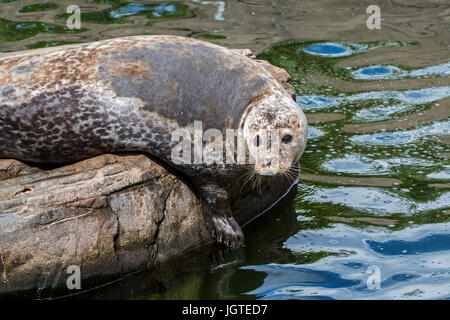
198;184;244;248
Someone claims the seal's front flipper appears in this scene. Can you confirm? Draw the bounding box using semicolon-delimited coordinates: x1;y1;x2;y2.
198;184;244;248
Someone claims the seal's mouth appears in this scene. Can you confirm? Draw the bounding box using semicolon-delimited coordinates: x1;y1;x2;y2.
254;163;300;178
254;159;281;176
256;167;279;176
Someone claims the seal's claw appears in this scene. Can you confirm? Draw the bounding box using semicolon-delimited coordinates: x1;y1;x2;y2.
209;215;244;248
199;184;244;248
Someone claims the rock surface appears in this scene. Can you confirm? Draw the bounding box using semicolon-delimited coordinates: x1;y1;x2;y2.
0;153;293;295
0;54;296;295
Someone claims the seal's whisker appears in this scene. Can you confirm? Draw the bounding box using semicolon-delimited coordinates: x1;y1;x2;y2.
286;175;296;186
251;174;259;191
238;171;253;187
289;166;301;178
293;165;318;175
288;174;298;185
287;171;296;182
237;164;254;172
257;176;262;195
282;171;293;184
292;169;301;182
285;168;299;184
285;166;297;178
240;170;255;193
237;167;254;183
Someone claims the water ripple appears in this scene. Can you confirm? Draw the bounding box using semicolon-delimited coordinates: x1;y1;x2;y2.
350;119;450;146
301;185;450;215
244;223;450;299
352;62;450;80
297;86;450;112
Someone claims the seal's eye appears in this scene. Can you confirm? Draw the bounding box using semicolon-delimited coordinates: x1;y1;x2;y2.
254;135;261;147
282;134;292;144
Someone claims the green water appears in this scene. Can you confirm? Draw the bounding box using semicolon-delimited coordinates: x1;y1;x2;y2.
258;41;449;229
18;2;58;13
199;34;227;40
25;40;80;49
0;17;86;42
0;1;188;45
55;1;188;24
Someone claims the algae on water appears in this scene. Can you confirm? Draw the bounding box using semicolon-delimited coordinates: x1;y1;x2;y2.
0;18;86;42
25;40;80;49
56;1;188;24
19;2;58;13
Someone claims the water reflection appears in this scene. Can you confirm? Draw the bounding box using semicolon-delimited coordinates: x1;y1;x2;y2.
301;184;450;215
302;41;398;58
0;17;85;42
53;1;188;24
350;119;450;146
322;154;440;175
427;170;450;180
352;65;401;80
297;86;450;112
254;223;450;299
192;0;226;21
109;3;181;19
352;62;450;80
303;43;350;57
243;264;359;300
307;126;325;139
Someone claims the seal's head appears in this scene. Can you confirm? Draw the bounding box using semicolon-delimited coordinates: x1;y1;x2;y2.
243;92;308;176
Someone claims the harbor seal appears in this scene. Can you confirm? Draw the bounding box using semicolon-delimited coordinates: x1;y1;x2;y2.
0;35;307;247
